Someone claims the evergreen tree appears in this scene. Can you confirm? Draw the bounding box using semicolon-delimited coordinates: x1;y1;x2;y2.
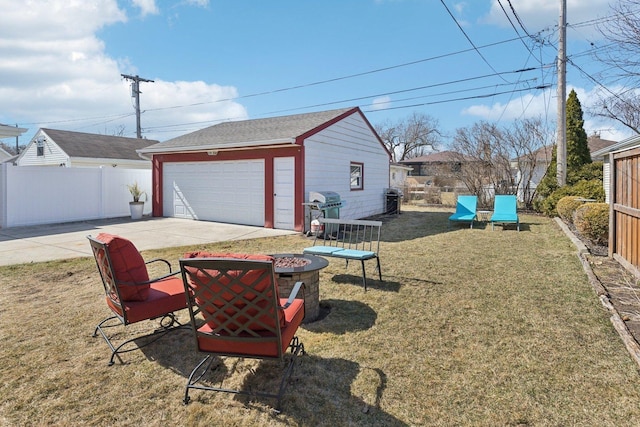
565;89;591;176
536;90;591;199
534;90;601;214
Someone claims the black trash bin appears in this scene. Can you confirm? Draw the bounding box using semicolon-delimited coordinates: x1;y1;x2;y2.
385;188;401;215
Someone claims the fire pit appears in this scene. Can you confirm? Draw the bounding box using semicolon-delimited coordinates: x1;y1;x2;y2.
271;253;328;323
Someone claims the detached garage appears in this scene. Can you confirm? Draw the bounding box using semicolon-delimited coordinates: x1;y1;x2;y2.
139;107;391;232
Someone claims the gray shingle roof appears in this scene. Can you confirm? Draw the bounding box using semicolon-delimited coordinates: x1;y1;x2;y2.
42;128;157;160
141;107;357;153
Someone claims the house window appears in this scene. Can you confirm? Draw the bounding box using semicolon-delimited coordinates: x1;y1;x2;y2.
36;138;44;157
350;162;363;190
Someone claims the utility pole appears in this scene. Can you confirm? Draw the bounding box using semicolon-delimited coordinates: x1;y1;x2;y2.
556;0;567;187
121;74;154;139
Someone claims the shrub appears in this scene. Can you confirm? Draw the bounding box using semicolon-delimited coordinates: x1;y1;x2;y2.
574;203;609;245
568;161;603;184
537;179;605;216
556;196;585;223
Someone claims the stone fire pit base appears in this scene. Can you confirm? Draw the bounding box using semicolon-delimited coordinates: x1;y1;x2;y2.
276;270;320;323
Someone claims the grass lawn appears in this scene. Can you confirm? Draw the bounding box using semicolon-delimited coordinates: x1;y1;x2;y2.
2;205;640;426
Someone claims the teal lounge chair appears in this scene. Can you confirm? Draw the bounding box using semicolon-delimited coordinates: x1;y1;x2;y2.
448;195;477;229
490;195;520;231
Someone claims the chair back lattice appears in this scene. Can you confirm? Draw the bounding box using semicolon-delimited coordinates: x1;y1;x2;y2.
180;258;286;358
315;218;381;254
88;236;126;320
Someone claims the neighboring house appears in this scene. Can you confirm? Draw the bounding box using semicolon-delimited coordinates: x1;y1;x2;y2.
398;150;470;189
0;124;27;163
514;135;617;203
512;145;553;203
138;107;392;232
390;163;412;190
0;146;13;163
0;124;27;139
16;128;157;168
591;134;638;203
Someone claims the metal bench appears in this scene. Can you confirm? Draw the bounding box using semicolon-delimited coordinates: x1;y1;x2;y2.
303;218;382;290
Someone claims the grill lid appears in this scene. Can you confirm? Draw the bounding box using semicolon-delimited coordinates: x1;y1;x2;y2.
309;191;341;204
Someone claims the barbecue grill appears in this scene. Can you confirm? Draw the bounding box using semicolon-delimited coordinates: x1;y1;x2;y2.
308;191;344;219
303;191;345;235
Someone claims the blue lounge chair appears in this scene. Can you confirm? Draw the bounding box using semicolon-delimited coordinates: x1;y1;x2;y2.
490;195;520;231
448;195;477;229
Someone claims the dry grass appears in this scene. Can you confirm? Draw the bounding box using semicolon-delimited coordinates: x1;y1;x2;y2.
2;205;640;426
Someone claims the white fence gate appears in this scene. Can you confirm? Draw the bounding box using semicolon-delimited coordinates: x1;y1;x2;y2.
0;164;151;228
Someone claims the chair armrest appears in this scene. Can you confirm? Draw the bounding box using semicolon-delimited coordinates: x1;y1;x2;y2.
145;258;173;273
117;270;180;286
281;281;304;309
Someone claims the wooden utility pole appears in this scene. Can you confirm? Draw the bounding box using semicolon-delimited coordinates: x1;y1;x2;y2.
121;74;154;139
556;0;567;186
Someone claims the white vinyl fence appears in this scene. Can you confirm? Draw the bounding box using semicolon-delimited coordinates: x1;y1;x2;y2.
0;164;151;228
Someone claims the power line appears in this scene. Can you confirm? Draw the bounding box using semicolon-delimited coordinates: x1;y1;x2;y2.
259;68;542;116
439;0;510;83
363;85;551;113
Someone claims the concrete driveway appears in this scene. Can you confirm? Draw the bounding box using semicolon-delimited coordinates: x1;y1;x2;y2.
0;217;297;266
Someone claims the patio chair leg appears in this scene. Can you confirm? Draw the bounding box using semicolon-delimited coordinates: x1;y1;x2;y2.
361;260;368;291
94;313;184;366
376;257;382;282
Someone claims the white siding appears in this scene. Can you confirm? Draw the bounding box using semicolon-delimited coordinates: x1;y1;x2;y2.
304;113;390;219
17;131;69;166
603;158;610;204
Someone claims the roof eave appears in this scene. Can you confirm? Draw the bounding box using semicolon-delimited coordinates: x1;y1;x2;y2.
592;134;640;157
138;138;297;155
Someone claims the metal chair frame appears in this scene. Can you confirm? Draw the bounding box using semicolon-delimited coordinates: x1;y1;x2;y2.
180;257;305;411
88;235;186;366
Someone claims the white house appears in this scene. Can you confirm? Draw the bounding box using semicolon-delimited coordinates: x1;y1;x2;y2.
16;128;157;168
0;124;27;139
592;134;640;203
0;124;27;163
390;163;412;190
0;146;13;163
139;107;392;232
514;136;617;203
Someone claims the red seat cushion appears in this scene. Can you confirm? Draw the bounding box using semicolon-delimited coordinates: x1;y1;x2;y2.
182;252;283;331
195;298;305;357
106;276;187;324
96;233;149;301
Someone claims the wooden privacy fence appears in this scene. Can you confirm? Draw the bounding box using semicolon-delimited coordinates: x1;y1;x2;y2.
609;145;640;277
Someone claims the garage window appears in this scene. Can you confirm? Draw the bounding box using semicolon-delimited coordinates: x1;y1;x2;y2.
350;162;363;190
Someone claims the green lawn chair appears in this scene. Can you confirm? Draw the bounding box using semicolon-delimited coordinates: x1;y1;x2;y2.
490;195;520;231
448;195;477;229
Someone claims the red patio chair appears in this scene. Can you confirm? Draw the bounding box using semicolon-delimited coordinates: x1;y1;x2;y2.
87;233;187;365
179;253;305;411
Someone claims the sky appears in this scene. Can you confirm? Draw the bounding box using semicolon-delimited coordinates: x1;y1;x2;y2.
0;0;629;151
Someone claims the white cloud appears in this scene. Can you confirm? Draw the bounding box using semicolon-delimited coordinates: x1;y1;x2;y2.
184;0;209;7
132;0;159;16
462;84;634;142
371;96;392;111
0;0;246;141
482;0;610;37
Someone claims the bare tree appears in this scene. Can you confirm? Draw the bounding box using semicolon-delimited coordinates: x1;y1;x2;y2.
375;112;442;162
451;119;550;208
504;118;553;208
450;121;505;207
592;0;640;134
